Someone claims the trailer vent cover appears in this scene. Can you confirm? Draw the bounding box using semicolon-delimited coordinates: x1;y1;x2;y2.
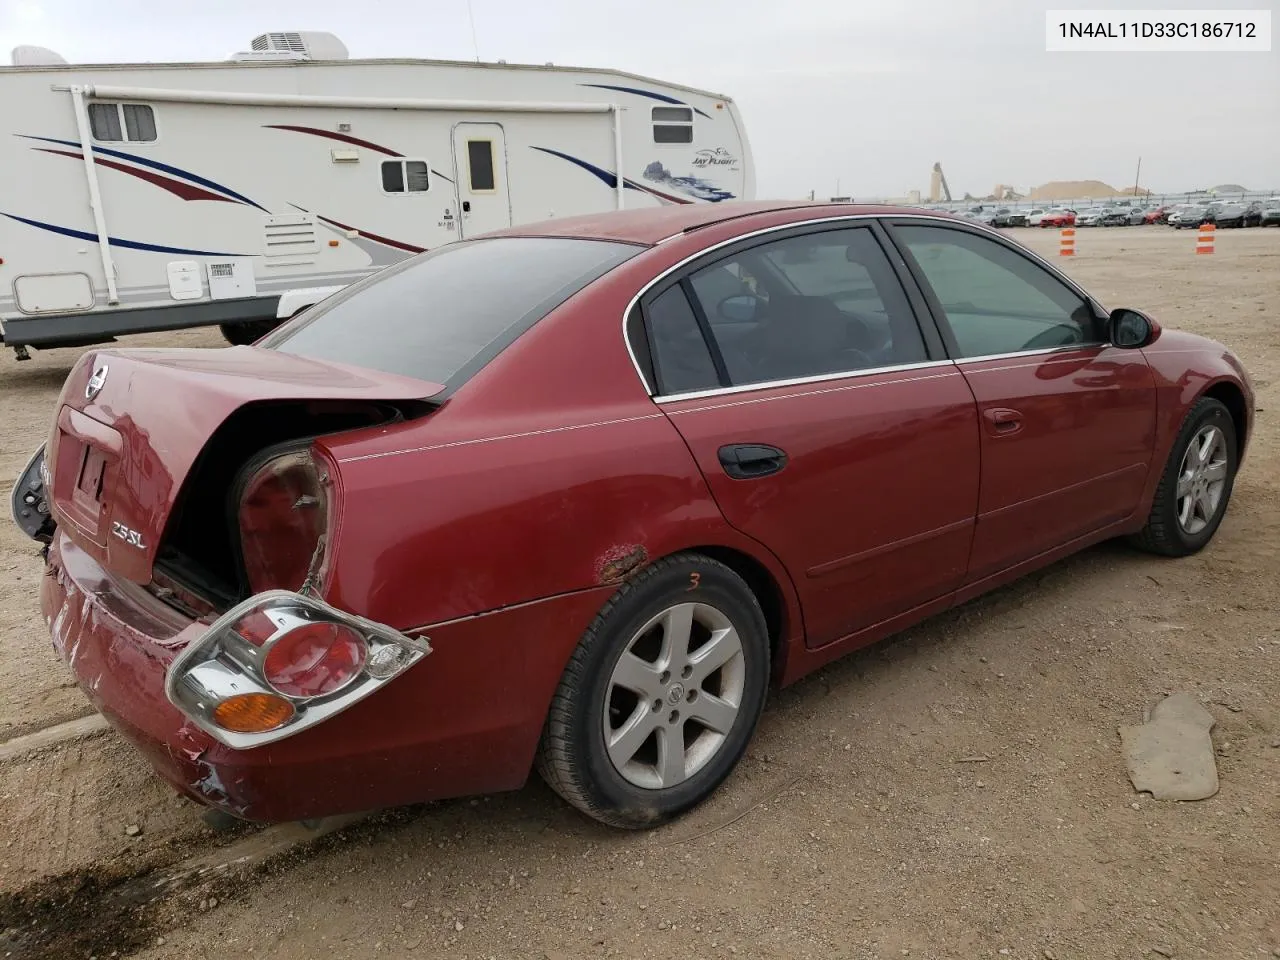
247;32;349;60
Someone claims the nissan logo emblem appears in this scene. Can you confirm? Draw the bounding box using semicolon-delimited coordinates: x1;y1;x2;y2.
85;364;109;400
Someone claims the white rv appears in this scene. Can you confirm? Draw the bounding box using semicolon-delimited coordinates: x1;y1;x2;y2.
0;32;753;358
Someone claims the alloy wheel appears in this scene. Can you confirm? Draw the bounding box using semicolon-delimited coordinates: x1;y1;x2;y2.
602;602;746;790
1176;424;1229;535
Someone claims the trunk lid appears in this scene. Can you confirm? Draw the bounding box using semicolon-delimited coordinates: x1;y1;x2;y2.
47;346;443;584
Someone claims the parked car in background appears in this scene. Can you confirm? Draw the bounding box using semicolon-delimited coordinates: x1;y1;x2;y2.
1221;202;1263;228
1038;208;1076;228
14;201;1255;828
1174;204;1216;229
963;209;997;226
1261;201;1280;227
1212;203;1252;228
1143;206;1171;224
1100;209;1131;227
992;208;1029;227
1077;209;1107;227
1027;209;1047;226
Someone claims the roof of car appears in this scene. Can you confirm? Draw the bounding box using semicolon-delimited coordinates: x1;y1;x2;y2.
483;201;948;245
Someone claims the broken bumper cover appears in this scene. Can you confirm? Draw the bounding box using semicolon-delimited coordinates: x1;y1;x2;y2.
10;444;54;544
40;533;434;822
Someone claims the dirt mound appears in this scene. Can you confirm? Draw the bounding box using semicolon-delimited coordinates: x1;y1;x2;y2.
1031;180;1126;201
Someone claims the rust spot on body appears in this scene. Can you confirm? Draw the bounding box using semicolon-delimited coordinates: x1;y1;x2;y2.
597;545;648;584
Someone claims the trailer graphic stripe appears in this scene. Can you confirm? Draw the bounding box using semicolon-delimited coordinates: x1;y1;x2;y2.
577;83;713;118
530;147;693;205
0;212;247;257
17;135;267;211
313;215;427;254
34;149;239;204
263;126;456;183
263;125;402;157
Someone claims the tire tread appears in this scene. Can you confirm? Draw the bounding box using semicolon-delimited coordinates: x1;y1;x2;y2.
534;552;764;829
1131;396;1234;557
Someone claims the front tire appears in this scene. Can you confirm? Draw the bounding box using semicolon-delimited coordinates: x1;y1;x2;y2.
536;553;770;829
1131;397;1237;557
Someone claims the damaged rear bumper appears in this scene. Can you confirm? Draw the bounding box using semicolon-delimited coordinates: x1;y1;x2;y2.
40;531;618;823
39;534;434;821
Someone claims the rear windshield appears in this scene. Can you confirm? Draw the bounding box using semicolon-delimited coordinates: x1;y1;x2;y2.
263;237;641;388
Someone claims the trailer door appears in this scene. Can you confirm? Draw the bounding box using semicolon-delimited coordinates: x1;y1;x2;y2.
452;123;512;238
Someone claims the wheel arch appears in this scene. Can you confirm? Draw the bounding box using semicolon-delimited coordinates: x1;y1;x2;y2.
673;542;800;684
1202;379;1249;463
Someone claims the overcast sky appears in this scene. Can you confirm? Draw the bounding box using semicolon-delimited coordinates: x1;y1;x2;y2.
3;0;1277;198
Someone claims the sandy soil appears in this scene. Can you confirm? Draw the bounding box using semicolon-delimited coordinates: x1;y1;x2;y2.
0;225;1277;959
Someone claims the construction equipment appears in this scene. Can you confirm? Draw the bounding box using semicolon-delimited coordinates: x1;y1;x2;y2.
930;163;952;203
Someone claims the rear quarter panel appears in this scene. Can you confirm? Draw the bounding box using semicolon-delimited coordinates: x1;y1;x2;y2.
316;240;805;643
308;244;808;791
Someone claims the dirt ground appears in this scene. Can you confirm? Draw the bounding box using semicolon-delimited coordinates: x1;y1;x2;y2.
0;225;1277;960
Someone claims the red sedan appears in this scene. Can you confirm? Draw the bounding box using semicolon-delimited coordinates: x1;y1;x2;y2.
15;202;1253;829
1038;208;1077;228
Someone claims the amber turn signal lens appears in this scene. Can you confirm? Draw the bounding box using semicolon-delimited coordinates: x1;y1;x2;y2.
212;692;295;733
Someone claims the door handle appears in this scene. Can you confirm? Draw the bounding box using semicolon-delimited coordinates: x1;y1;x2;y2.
718;444;788;479
983;407;1023;435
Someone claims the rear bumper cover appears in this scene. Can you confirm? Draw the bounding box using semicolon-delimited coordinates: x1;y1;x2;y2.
40;532;609;822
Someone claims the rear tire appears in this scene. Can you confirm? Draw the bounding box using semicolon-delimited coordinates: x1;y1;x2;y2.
535;553;770;829
219;318;282;346
1131;397;1237;557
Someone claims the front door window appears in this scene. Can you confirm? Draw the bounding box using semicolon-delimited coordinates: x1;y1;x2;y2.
894;224;1101;358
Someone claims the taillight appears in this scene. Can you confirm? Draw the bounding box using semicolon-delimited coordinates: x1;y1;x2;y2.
263;622;366;698
213;692;295;733
165;590;431;749
237;448;328;593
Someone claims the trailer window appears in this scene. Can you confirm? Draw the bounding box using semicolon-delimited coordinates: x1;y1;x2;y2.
466;140;497;192
653;106;694;144
88;103;157;143
381;159;430;194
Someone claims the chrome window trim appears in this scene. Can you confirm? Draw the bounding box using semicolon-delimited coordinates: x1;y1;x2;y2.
954;343;1109;366
653;359;955;404
622;212;1106;399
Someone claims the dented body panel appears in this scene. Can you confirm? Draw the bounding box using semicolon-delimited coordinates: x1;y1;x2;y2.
46;347;442;583
42;532;620;821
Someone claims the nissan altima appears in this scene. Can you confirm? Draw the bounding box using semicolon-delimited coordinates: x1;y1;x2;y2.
13;201;1253;828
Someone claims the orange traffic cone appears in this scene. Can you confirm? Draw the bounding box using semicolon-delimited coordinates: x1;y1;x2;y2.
1059;227;1075;257
1196;222;1215;255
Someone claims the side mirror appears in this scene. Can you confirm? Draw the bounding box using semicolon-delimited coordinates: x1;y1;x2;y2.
718;294;762;323
1109;308;1159;349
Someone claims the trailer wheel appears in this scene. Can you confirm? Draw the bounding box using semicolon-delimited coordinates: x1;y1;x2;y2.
219;318;283;346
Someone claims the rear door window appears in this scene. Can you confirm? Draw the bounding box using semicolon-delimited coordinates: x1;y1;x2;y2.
645;286;721;394
676;227;928;388
265;237;639;388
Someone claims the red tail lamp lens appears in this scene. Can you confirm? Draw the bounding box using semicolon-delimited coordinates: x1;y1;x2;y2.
263;622;366;698
234;609;280;646
238;450;327;593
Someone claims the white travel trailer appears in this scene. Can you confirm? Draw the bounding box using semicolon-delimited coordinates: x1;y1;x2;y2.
0;32;753;358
